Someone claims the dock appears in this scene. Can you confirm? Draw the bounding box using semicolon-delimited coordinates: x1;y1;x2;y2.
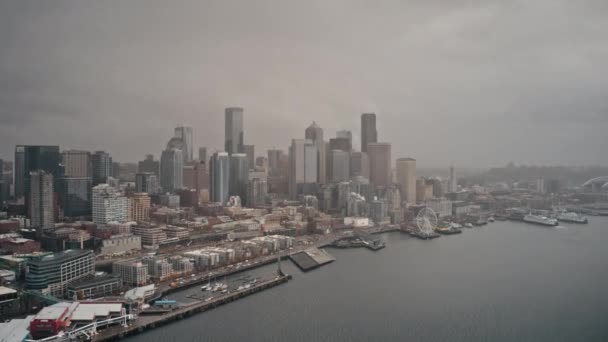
92;275;291;341
289;247;335;272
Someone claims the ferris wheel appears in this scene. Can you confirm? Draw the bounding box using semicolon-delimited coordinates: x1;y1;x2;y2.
416;207;438;234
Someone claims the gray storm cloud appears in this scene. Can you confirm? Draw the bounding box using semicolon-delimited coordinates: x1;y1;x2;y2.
0;0;607;166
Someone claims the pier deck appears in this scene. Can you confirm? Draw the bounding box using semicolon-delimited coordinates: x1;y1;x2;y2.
92;275;291;341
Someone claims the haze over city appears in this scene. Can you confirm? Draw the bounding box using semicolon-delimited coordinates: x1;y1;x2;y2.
1;0;607;166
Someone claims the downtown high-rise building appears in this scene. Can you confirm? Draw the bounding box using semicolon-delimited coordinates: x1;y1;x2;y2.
128;192;151;223
329;150;350;183
135;172;160;195
267;149;285;177
210;152;230;204
305;122;327;184
174;126;193;163
396;158;417;205
91;151;112;186
92;184;128;224
229;153;249;203
225;107;244;155
61;177;91;218
21;145;63;205
336;130;352;145
448;164;457;193
367;143;391;187
138;154;160;177
243;145;255;169
288;139;318;200
14;145;26;200
361;113;378;153
198;147;208;163
29;171;55;232
160;148;183;192
329;137;352;152
247;177;268;208
62;150;91;177
350;151;370;180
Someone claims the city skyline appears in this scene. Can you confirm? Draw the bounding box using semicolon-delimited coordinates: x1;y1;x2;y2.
1;1;607;167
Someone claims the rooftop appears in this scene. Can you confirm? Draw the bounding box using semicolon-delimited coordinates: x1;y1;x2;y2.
29;249;92;265
71;303;123;321
0;316;35;342
0;286;17;296
35;302;78;320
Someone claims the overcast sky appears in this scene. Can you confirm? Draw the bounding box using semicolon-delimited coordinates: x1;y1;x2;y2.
0;0;606;167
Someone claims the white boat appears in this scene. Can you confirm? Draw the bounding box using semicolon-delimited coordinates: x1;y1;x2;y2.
556;212;588;224
464;223;473;228
523;214;558;226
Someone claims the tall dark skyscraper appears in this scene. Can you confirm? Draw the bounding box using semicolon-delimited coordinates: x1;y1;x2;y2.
62;177;92;217
91;151;112;186
361;113;378;153
22;146;63;211
14;145;26;200
138;154;160;177
210;152;230;204
225;107;244;155
243;145;255;169
229;153;249;203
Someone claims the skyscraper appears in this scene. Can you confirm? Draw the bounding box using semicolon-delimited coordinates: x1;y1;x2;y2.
14;146;25;200
22;146;63;213
135;172;160;194
225;107;244;154
91;151;112;186
247;178;268;207
329;137;352;152
243;145;255;169
288;139;318;200
29;171;55;233
329;150;350;182
62;177;91;218
448;164;457;193
62;150;91;177
350;151;370;179
305;122;327;184
174;126;193;163
267;149;284;176
396;158;417;205
229;153;249;202
138;154;160;177
92;184;128;224
336;130;353;145
367;143;391;187
210;152;230;204
160;148;183;192
361;113;378;153
198;147;208;163
128;192;151;223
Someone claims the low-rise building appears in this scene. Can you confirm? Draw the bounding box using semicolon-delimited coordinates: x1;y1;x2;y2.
67;275;122;300
112;260;148;287
131;224;167;247
100;234;142;256
0;237;41;254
